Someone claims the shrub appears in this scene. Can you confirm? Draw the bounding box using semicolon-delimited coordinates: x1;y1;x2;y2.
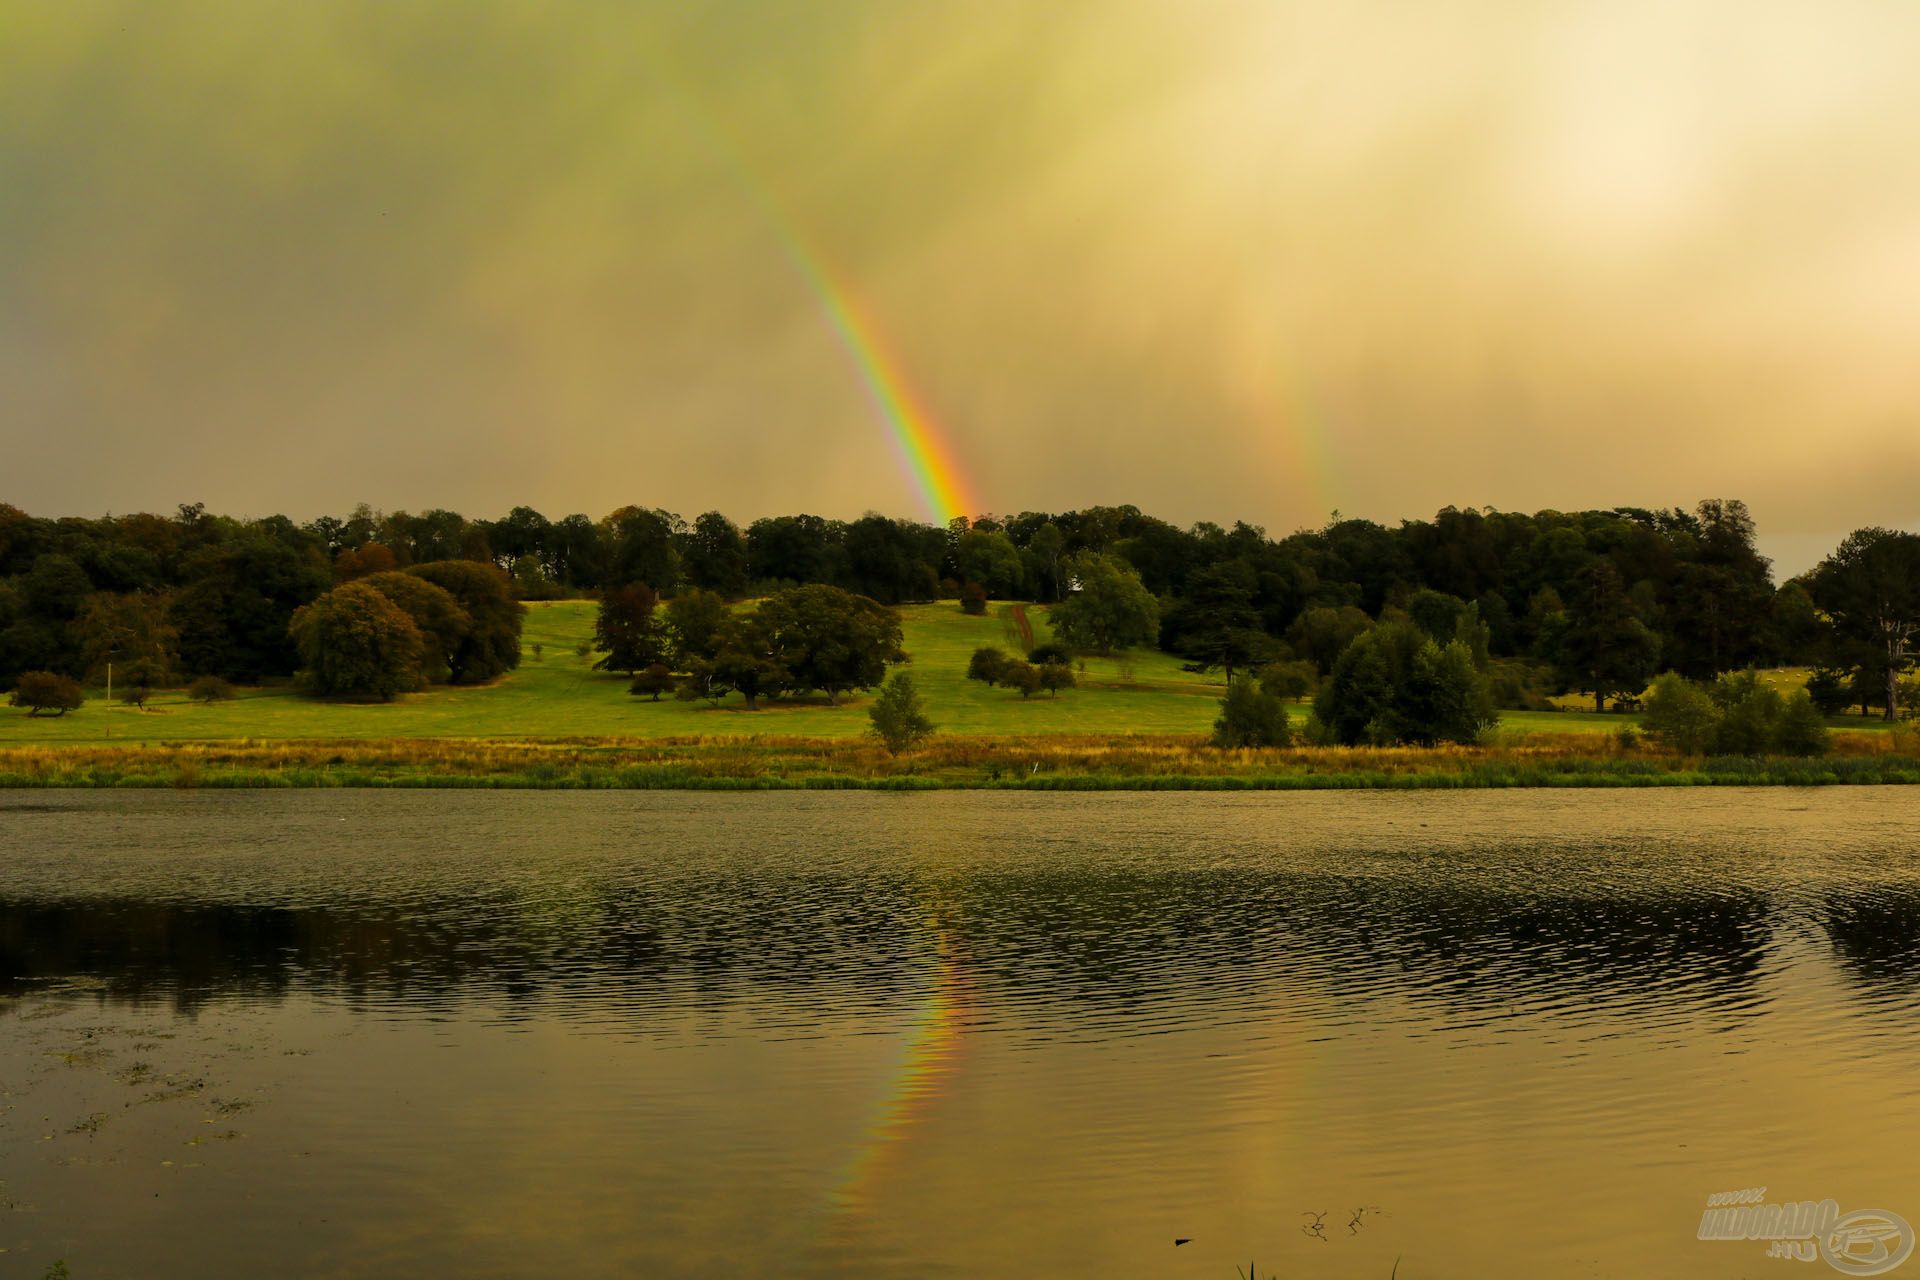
188;675;237;704
1710;672;1784;755
1212;676;1292;748
867;671;935;754
960;582;989;616
9;671;84;717
1774;690;1832;756
629;663;675;701
1641;672;1719;753
966;647;1010;686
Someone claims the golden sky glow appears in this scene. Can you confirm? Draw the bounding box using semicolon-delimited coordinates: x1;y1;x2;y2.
4;0;1919;570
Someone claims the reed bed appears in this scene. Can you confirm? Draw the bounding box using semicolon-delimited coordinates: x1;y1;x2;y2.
0;731;1912;790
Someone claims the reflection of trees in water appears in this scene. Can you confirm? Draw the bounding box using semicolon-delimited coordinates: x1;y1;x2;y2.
1820;885;1920;984
0;864;1794;1029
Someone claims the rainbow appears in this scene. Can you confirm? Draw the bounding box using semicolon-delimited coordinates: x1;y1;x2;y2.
643;59;979;526
827;917;971;1218
774;245;979;527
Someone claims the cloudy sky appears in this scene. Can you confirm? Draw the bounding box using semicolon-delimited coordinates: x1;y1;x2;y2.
4;0;1919;573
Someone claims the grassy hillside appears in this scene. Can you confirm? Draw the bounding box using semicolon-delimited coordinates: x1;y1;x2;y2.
0;599;1859;746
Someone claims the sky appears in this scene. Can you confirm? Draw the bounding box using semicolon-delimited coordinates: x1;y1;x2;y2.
4;0;1919;576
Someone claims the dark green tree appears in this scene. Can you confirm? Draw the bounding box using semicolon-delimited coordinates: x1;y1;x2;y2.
360;572;470;684
1049;553;1159;654
682;511;749;596
1316;622;1493;746
1548;562;1661;712
755;584;905;704
629;663;675;701
1808;528;1920;722
288;581;425;700
593;583;664;676
1167;562;1266;685
9;671;84;716
405;561;523;683
664;589;731;667
966;647;1011;686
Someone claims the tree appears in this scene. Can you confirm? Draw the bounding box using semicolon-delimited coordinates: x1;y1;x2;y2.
1809;529;1920;722
665;589;731;667
10;671;84;716
405;561;523;683
359;572;470;684
955;529;1023;598
1036;661;1076;698
1316;622;1494;745
71;591;178;687
1548;562;1661;712
1804;667;1852;716
333;542;397;582
1212;675;1292;748
117;682;153;710
682;511;749;596
694;614;788;709
188;675;236;704
754;585;905;704
966;647;1011;686
1004;660;1043;698
1166;562;1266;685
960;582;988;616
1641;672;1718;753
867;671;935;753
1284;606;1372;675
288;581;426;700
629;663;674;701
600;507;683;592
1049;552;1159;654
593;583;664;676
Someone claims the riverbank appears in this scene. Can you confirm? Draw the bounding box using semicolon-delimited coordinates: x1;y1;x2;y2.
3;733;1916;790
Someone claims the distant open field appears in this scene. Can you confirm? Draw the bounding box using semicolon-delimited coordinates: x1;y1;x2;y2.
0;599;1892;749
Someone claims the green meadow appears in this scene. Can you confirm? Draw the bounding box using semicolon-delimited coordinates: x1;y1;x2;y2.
0;599;1886;754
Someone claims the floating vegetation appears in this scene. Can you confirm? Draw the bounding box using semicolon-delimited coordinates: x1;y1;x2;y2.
52;1047;111;1068
67;1112;110;1136
185;1130;242;1146
113;1062;155;1086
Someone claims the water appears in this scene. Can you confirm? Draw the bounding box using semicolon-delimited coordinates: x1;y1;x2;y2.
2;789;1917;1279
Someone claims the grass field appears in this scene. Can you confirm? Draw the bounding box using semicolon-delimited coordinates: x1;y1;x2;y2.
0;599;1892;755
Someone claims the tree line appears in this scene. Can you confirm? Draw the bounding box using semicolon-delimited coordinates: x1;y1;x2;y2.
2;498;1916;725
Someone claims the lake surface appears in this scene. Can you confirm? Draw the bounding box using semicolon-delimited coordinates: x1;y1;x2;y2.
2;789;1917;1279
